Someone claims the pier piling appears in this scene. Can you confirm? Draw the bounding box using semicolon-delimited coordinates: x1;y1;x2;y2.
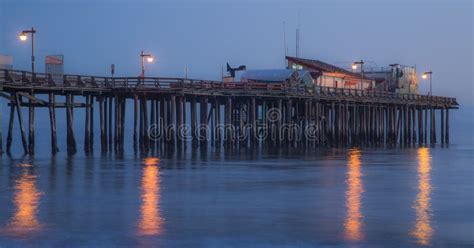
0;69;458;155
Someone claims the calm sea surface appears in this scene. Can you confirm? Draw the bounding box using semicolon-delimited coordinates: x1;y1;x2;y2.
0;108;473;247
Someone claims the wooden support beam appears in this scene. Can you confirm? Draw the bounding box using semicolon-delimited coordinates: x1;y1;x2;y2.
332;102;337;145
277;99;282;145
200;96;208;146
15;93;28;154
424;107;428;145
418;107;423;146
114;95;119;151
160;96;166;145
133;95;138;150
430;107;436;144
99;96;106;152
28;92;35;154
117;96;122;151
287;99;293;143
225;98;232;146
108;96;113;149
250;97;256;146
48;93;59;154
446;108;450;144
0;92;13;101
18;92;48;105
441;108;445;145
6;97;15;153
66;94;77;154
120;96;126;151
142;95;149;151
103;96;108;151
84;95;91;153
412;106;416;145
90;95;94;151
396;106;401;145
191;97;197;145
433;109;437;144
262;100;268;145
139;96;144;151
155;99;160;147
177;96;184;145
150;98;156;149
169;95;176;145
214;98;220;146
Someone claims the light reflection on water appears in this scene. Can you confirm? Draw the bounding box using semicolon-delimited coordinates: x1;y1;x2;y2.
411;147;433;245
3;163;43;237
0;145;470;247
344;148;364;242
138;157;164;236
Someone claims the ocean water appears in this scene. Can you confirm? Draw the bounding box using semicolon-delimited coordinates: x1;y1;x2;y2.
0;106;473;247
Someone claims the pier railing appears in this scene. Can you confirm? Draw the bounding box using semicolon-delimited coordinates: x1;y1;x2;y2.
0;69;457;105
0;69;458;155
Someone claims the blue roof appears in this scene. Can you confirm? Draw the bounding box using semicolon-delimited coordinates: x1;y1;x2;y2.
240;69;310;83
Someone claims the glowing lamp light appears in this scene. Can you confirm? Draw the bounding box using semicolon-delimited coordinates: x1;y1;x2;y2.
146;57;154;63
19;33;28;41
422;74;428;79
351;64;357;70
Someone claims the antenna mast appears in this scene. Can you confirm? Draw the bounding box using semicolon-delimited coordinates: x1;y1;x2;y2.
296;10;301;58
283;21;288;66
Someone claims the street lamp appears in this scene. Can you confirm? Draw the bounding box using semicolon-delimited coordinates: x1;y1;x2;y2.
19;27;37;74
140;51;154;77
352;60;364;90
422;70;433;96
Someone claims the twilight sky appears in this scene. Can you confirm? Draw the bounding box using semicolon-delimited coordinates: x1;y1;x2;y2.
1;0;472;104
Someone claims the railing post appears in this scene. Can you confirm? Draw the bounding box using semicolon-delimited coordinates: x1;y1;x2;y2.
5;69;9;83
48;73;52;85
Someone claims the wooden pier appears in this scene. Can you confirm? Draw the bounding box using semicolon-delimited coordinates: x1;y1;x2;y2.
0;69;458;155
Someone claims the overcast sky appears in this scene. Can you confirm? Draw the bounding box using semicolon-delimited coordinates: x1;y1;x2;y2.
1;0;472;104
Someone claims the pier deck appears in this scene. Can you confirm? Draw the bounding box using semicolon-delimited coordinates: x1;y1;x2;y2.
0;69;458;155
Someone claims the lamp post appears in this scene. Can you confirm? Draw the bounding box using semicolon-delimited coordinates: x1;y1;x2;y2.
422;70;433;96
352;60;364;90
19;27;37;74
140;51;154;77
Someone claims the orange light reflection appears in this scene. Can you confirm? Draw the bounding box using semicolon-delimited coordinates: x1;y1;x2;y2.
411;148;433;245
4;164;43;237
138;157;163;236
344;149;364;242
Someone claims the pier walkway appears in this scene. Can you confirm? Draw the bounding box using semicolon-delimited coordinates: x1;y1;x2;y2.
0;69;458;155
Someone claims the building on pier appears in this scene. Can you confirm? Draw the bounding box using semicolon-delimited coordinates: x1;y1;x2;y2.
363;64;419;94
286;56;375;90
286;56;419;94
